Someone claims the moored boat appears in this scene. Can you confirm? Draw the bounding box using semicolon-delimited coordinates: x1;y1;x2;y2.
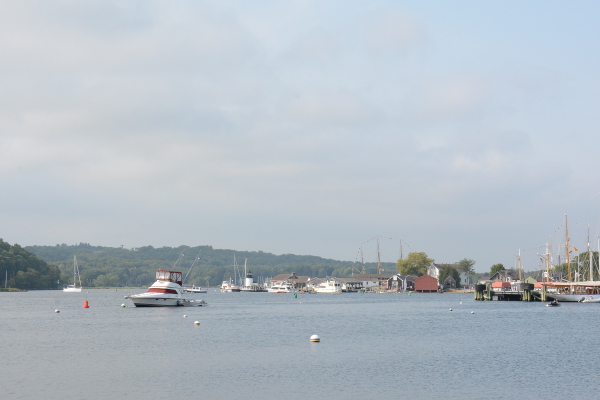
314;279;342;294
63;255;82;292
221;280;241;292
184;286;207;293
266;283;294;293
125;270;208;307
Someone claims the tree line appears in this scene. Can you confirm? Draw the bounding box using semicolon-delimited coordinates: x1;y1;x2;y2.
0;239;60;289
24;243;397;288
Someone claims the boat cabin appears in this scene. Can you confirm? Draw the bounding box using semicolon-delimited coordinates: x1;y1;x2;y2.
155;270;183;285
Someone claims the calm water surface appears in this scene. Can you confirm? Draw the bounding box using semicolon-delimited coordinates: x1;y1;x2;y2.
2;289;599;399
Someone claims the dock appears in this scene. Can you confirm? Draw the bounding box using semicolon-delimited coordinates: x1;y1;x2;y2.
474;283;539;301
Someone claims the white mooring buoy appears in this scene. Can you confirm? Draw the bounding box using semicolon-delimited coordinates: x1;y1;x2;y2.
121;304;126;307
449;308;453;311
194;321;200;325
183;315;187;318
471;311;474;314
54;309;60;313
310;334;320;343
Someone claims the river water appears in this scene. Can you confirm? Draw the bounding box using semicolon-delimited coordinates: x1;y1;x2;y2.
2;289;599;399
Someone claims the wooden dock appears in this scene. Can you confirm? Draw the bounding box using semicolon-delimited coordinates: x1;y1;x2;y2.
474;283;539;301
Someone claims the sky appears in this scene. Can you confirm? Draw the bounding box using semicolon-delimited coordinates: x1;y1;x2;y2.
2;1;600;273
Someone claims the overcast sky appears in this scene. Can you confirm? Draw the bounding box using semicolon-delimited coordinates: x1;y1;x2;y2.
2;1;600;272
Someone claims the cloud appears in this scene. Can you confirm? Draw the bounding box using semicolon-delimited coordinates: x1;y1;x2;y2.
0;1;599;273
363;8;425;54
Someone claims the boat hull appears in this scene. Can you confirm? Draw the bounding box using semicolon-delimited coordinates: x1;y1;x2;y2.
547;293;600;302
127;296;182;307
63;287;81;293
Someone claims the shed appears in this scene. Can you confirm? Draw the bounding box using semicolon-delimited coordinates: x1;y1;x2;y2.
443;275;456;290
414;274;438;293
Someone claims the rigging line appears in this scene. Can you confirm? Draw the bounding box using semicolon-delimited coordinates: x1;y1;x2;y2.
183;251;202;285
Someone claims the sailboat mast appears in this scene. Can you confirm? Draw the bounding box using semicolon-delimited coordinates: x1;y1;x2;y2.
518;249;522;281
566;214;571;283
589;227;593;282
545;243;550;283
377;236;382;274
360;245;365;274
399;239;403;260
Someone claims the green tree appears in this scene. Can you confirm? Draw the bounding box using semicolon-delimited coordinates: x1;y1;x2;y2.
396;252;433;276
490;263;505;277
457;258;475;274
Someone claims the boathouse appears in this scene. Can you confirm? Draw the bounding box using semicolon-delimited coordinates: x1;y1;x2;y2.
443;276;456;290
414;274;438;292
337;277;364;292
355;274;394;289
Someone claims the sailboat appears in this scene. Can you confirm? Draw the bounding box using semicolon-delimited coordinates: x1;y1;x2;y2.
546;215;600;302
63;255;82;292
221;255;241;292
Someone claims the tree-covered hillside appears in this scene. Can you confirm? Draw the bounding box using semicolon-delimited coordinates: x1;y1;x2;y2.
25;243;396;288
0;239;61;289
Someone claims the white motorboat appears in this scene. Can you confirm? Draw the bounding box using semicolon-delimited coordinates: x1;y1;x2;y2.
221;280;240;292
266;283;294;293
184;286;207;293
125;270;208;307
63;255;82;292
314;279;342;294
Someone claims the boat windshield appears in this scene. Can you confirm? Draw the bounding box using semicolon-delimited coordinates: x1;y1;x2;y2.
155;270;182;285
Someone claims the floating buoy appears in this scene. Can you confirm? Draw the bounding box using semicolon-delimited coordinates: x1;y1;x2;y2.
183;315;187;318
194;321;200;325
82;300;89;308
120;304;126;307
294;293;298;298
54;309;60;313
449;308;453;311
459;301;463;305
471;311;474;314
310;334;320;342
408;291;412;296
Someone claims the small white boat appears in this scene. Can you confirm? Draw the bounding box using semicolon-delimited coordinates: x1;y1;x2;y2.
63;255;82;292
184;286;207;293
125;270;208;307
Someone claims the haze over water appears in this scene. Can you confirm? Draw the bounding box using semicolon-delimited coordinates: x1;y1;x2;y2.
3;289;599;399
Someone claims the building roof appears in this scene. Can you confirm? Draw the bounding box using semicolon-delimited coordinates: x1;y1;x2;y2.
271;273;309;283
355;274;394;280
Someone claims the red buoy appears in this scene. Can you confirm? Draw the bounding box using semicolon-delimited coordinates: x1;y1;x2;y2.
83;300;89;308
